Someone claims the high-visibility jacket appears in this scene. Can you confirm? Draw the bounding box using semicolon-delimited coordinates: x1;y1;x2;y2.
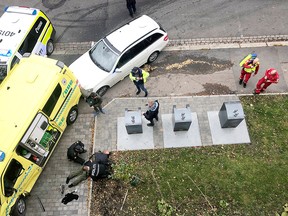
129;69;149;83
243;60;260;74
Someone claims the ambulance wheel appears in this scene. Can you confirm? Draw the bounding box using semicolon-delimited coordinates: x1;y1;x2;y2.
97;86;109;96
11;196;26;216
67;106;78;125
46;39;54;56
147;51;159;63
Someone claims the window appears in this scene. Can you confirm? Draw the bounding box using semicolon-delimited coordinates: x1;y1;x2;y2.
117;41;147;68
89;40;119;72
43;84;62;116
19;39;29;55
4;159;23;197
117;33;163;68
24;17;47;53
117;49;134;68
145;33;163;45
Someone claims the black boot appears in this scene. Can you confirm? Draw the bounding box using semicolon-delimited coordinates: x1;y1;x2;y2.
253;89;259;95
147;120;154;126
99;108;105;114
243;82;247;88
239;79;243;85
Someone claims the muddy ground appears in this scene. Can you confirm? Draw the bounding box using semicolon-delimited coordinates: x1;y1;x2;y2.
102;51;236;105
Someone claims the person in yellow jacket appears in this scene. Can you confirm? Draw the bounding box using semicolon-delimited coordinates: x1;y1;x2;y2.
239;54;260;88
129;67;149;97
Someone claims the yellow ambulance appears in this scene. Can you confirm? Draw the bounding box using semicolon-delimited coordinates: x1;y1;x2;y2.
0;6;55;82
0;54;81;216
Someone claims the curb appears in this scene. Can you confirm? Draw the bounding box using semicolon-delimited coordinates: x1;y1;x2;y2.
53;35;288;55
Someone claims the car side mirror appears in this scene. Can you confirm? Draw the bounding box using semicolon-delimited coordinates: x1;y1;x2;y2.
114;68;121;73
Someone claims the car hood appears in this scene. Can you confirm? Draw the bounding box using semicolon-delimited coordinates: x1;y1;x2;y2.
69;52;109;91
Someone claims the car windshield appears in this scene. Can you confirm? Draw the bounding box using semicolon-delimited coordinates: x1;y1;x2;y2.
89;40;119;72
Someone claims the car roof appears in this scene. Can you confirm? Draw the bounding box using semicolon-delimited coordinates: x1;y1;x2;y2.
106;15;160;52
0;6;41;62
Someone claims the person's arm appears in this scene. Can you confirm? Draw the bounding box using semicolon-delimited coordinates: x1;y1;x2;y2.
142;70;149;83
243;60;253;69
271;73;280;83
254;64;260;75
129;73;137;81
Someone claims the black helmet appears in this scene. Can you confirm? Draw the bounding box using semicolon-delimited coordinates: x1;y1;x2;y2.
131;67;140;76
74;145;83;152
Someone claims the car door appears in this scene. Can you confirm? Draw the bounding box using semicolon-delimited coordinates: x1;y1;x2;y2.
111;39;149;85
3;157;39;197
143;32;164;57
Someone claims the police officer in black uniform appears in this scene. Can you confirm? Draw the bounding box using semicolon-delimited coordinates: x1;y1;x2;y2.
67;141;87;165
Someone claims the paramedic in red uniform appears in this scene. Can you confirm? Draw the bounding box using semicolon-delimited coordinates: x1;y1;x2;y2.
239;55;260;88
254;68;279;94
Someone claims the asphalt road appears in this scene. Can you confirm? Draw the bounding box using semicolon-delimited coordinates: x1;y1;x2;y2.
1;0;288;43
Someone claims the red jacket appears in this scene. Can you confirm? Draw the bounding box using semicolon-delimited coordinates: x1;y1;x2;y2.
264;68;279;83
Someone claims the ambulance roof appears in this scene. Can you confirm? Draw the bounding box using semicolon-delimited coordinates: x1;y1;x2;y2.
0;6;41;62
0;55;63;156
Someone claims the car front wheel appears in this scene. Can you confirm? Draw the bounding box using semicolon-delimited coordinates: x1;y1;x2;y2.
11;197;26;216
148;51;159;63
97;86;110;96
67;106;78;125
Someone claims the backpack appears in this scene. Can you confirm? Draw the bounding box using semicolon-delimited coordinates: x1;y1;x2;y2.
239;53;257;67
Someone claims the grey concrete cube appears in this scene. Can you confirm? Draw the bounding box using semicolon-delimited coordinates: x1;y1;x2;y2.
218;101;244;128
172;104;192;131
125;108;143;134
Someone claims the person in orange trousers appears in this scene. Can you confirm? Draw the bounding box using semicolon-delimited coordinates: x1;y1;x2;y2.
253;68;279;94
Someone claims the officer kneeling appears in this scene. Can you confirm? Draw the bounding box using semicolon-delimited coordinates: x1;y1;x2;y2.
90;150;111;180
66;150;111;188
67;141;87;165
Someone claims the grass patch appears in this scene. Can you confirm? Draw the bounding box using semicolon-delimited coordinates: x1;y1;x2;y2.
112;95;288;215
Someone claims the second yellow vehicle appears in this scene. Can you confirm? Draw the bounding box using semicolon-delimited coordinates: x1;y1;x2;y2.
0;54;81;216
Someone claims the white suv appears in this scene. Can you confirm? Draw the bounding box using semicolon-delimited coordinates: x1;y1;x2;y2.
69;15;169;96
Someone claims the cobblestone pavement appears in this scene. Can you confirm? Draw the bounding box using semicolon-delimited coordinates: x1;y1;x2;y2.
53;35;288;55
26;37;288;215
26;114;94;216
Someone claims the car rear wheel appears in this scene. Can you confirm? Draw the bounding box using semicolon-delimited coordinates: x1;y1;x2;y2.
46;39;54;56
67;106;78;125
148;51;159;63
11;196;26;216
97;86;110;96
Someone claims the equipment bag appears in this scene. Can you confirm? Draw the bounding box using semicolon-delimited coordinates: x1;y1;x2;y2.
239;54;252;67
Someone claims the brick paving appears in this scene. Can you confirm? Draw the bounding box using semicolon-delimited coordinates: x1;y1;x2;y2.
26;114;94;216
53;35;288;55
